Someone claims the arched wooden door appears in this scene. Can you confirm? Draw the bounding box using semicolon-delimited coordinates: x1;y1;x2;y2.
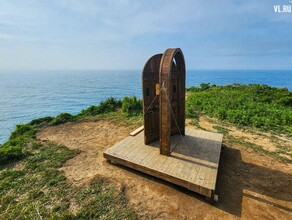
159;48;186;156
142;54;163;144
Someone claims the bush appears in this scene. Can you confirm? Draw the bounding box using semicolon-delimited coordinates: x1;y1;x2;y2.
0;145;23;164
51;113;75;125
9;124;36;141
122;96;142;116
186;104;198;119
186;83;216;92
79;97;122;116
277;97;292;107
98;97;122;113
10;124;32;136
0;124;38;164
29;116;55;127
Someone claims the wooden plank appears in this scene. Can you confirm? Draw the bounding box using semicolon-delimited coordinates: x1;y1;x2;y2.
106;136;132;154
145;150;162;168
119;139;142;160
165;156;179;175
112;136;135;156
141;149;159;167
131;141;154;164
179;158;194;180
130;126;144;136
151;153;168;170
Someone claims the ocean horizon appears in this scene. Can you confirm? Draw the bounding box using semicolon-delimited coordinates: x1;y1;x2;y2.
0;69;291;144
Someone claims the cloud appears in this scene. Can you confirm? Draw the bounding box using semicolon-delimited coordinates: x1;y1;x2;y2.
0;0;291;70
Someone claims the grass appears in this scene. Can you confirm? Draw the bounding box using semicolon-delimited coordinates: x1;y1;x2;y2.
225;134;292;164
0;96;142;219
186;83;292;136
76;110;143;127
0;143;136;219
276;144;291;151
213;125;230;135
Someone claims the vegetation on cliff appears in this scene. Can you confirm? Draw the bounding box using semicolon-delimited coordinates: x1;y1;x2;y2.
0;96;142;165
186;83;292;136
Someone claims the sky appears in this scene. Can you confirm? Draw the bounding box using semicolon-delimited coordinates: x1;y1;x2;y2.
0;0;291;70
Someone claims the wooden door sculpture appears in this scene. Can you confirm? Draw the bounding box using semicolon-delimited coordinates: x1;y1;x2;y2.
143;48;186;156
142;54;163;144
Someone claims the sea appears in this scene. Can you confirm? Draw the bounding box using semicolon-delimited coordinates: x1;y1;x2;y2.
0;70;291;144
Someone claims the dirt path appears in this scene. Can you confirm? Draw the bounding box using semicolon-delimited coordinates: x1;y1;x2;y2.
37;120;292;219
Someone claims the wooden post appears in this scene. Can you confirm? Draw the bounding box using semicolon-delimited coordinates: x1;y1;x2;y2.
159;50;171;155
159;48;186;156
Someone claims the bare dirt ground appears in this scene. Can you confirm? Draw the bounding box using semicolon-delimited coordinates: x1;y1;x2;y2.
37;119;292;219
197;117;292;159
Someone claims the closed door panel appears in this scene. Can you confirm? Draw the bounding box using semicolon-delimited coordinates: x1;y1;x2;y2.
142;54;162;144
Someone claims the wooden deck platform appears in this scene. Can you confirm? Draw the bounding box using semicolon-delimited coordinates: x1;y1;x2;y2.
103;127;223;199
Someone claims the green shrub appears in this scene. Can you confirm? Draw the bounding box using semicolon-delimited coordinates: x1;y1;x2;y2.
51;113;75;125
0;145;23;164
10;124;33;138
277;96;292;107
186;83;216;92
98;97;122;113
29;116;55;127
122;96;142;116
79;97;122;116
0;124;37;164
79;105;100;116
186;104;198;119
9;124;36;141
